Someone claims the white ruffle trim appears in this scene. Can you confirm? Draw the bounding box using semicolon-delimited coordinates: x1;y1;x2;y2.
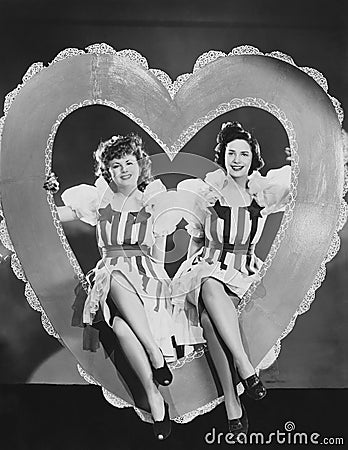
248;165;291;215
83;264;109;324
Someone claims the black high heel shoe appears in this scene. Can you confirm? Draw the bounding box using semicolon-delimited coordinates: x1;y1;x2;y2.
151;350;173;386
241;373;267;400
153;401;171;440
228;403;248;438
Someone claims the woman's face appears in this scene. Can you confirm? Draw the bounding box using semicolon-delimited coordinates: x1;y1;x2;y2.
224;139;253;179
108;153;140;189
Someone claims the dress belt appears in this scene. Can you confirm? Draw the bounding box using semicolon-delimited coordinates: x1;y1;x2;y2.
101;245;149;258
223;242;255;255
205;242;255;255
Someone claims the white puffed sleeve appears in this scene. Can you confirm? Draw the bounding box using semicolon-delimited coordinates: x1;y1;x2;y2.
61;184;99;226
248;165;291;215
204;168;228;197
143;179;182;237
176;178;210;238
176;169;227;238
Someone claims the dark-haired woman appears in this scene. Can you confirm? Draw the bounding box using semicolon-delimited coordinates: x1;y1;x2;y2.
172;122;291;437
45;133;176;439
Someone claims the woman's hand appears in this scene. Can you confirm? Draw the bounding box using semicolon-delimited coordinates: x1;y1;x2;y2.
285;147;293;163
43;171;60;193
43;173;78;222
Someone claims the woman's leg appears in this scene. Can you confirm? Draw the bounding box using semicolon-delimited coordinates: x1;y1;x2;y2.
201;310;242;420
200;278;255;379
109;272;164;369
112;316;165;421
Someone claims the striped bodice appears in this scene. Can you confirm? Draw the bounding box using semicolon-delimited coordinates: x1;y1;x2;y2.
96;204;154;251
203;199;266;275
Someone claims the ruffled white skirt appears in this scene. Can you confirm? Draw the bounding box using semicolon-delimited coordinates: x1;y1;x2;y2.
171;247;262;345
83;255;176;358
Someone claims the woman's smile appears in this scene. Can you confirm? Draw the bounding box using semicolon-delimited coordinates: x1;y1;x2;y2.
230;164;244;171
224;139;253;183
120;173;132;180
108;154;140;190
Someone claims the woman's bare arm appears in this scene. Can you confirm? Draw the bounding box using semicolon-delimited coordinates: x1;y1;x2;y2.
57;205;79;222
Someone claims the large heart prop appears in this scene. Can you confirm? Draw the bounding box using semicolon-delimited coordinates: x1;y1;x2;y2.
0;44;345;421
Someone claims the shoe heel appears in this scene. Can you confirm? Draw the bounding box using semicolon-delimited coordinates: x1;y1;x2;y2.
153;401;171;440
152;350;173;386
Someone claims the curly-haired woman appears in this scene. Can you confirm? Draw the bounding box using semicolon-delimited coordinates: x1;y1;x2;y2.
45;133;176;439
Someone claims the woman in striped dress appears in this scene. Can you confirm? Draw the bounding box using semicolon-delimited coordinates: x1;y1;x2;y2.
45;133;174;439
172;122;291;437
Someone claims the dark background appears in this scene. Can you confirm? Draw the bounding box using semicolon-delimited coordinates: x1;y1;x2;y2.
0;0;347;448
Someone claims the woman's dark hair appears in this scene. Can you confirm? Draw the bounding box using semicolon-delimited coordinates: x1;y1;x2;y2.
214;121;264;174
94;133;153;191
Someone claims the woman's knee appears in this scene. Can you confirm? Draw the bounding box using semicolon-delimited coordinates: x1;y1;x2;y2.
112;316;131;338
201;278;223;300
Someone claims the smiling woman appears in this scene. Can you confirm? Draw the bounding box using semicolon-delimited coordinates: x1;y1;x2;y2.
218;122;264;181
225;139;254;178
0;43;345;440
172;121;291;435
45;132;176;439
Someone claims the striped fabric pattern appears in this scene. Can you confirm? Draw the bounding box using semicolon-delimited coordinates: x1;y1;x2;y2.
205;199;266;276
91;204;174;356
61;182;176;356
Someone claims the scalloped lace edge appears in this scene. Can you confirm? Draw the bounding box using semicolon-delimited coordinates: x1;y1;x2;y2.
0;43;346;423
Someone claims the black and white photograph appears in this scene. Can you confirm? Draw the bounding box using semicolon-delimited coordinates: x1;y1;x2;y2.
0;1;347;448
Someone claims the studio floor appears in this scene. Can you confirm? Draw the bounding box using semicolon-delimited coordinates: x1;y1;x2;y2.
1;385;347;449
